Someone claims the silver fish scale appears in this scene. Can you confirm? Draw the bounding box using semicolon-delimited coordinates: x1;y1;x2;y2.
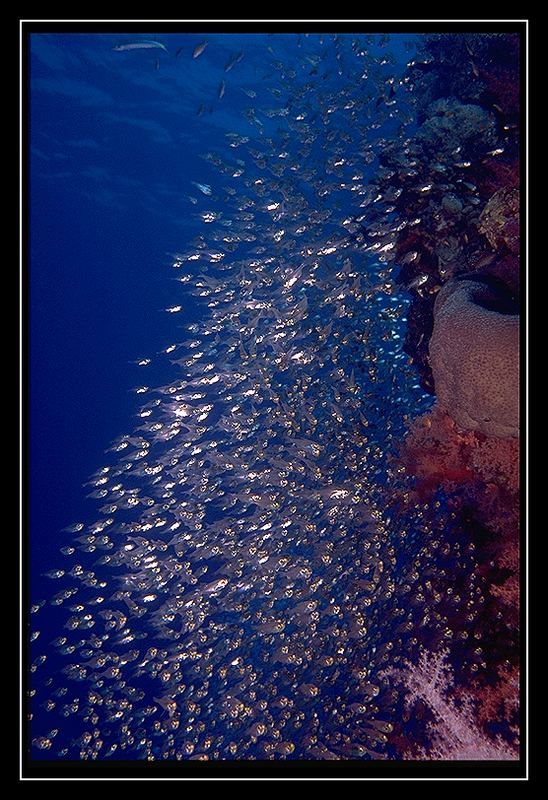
29;34;454;761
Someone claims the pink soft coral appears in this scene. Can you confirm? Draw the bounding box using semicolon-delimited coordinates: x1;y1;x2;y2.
474;663;520;728
388;648;519;760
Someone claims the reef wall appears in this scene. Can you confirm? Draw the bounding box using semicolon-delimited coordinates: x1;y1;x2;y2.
368;32;521;760
27;32;522;768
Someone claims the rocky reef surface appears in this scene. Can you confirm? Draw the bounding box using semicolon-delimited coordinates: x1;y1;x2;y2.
366;32;522;760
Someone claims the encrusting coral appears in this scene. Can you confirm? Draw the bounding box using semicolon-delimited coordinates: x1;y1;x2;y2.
398;402;520;626
479;188;520;255
428;275;519;439
399;404;519;520
414;97;497;158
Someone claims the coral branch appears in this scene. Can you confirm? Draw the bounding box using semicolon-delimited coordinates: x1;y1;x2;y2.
387;649;519;760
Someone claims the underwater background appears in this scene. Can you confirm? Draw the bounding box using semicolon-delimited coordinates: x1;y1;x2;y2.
26;25;523;774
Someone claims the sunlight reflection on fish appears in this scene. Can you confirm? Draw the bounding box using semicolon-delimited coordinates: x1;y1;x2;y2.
30;33;449;763
191;182;213;197
112;40;169;54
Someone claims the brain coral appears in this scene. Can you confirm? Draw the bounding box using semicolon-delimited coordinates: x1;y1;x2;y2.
428;276;519;438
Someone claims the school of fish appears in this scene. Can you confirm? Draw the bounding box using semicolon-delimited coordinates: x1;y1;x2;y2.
29;33;472;762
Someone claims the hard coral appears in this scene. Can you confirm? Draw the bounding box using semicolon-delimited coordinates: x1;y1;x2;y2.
471;434;520;494
429;277;519;438
415;97;497;160
399;403;519;530
399;404;476;501
479;187;520;254
473;253;520;299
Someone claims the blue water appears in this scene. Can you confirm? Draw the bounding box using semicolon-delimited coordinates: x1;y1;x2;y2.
29;29;415;621
28;30;450;768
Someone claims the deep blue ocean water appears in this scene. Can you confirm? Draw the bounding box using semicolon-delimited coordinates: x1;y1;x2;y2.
29;29;416;625
27;29;453;767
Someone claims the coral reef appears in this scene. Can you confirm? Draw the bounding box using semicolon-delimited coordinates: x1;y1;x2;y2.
398;400;520;654
399;402;519;529
479;187;520;254
364;31;522;762
474;662;520;731
367;32;521;394
428;276;519;438
415;97;497;159
385;648;519;760
398;403;476;501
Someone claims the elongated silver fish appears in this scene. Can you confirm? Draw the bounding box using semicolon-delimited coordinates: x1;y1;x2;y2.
191;181;212;196
224;50;244;72
192;40;208;59
112;40;168;53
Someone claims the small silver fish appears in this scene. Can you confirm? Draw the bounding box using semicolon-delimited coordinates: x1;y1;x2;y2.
192;40;208;59
191;181;212;196
112;40;168;53
218;80;226;100
224;51;244;72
